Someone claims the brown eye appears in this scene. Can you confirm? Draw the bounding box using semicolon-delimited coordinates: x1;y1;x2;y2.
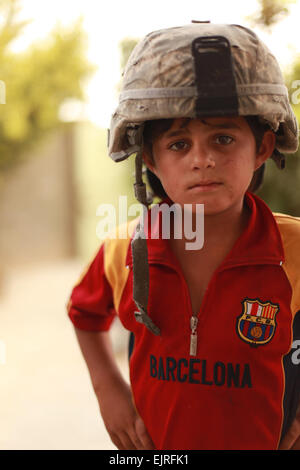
169;141;189;151
215;135;234;145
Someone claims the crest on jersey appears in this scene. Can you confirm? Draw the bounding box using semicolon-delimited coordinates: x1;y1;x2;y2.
236;298;279;347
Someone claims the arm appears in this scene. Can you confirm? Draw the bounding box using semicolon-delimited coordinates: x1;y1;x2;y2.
74;327;155;450
278;400;300;450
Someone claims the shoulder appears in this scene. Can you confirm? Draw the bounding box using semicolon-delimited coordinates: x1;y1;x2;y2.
104;218;138;266
273;212;300;227
273;212;300;246
273;212;300;314
103;218;139;311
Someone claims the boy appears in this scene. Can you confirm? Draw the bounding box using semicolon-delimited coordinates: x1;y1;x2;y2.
67;23;300;450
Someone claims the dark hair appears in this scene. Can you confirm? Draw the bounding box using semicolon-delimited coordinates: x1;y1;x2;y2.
143;116;272;199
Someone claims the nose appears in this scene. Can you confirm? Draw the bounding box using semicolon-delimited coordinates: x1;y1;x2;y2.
189;143;215;169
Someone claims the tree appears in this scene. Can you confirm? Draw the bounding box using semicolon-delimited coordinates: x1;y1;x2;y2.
246;0;295;28
116;37;139;94
0;0;95;172
246;0;300;215
119;37;139;71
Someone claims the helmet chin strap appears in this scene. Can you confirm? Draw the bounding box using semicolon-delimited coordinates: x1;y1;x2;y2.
131;147;161;336
272;149;285;170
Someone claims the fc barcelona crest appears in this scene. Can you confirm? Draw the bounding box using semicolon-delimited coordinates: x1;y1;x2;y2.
236;298;279;347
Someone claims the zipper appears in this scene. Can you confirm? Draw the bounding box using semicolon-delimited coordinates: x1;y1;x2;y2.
189;315;198;356
137;258;217;357
168;259;284;358
185;268;220;357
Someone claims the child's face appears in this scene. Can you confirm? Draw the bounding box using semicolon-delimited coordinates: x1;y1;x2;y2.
143;116;275;216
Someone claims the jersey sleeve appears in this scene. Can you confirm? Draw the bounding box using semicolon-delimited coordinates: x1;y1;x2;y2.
274;213;300;449
67;243;117;331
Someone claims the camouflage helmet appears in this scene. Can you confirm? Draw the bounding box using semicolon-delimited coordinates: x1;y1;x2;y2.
108;22;299;165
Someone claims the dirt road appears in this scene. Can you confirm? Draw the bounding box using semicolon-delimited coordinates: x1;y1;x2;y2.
0;260;130;450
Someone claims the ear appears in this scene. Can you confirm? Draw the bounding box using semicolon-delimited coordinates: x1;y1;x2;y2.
142;150;157;175
254;130;276;170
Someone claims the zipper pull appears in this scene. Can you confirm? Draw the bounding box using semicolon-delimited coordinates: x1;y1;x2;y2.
190;315;198;356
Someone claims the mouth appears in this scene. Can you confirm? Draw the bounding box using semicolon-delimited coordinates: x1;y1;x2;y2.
187;181;222;191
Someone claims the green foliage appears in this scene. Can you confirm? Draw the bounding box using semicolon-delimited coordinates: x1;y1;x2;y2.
245;0;300;215
119;37;139;70
246;0;296;28
116;37;139;93
0;0;95;172
257;152;300;216
258;74;300;216
0;0;28;54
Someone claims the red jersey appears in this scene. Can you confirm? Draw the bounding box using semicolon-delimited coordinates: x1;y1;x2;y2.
67;192;300;450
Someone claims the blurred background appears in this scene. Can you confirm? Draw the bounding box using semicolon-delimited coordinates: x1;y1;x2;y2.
0;0;299;450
